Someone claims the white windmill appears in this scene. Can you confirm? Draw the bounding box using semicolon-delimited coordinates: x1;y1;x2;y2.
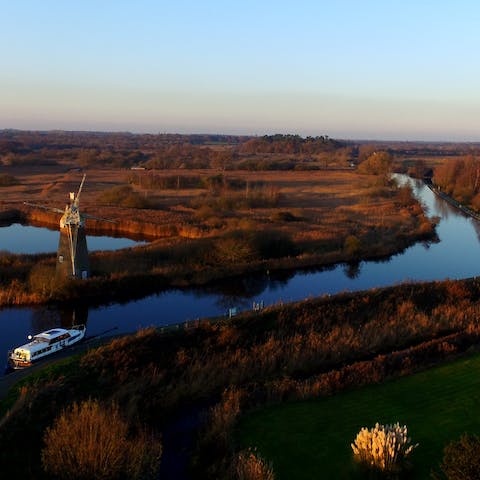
25;174;113;281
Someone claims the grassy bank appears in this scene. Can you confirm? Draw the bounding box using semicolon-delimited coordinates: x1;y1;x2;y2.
237;352;480;479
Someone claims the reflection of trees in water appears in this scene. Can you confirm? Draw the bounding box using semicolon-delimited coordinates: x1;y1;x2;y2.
31;308;58;333
31;304;89;333
343;262;361;279
193;275;271;312
431;192;472;221
432;195;453;219
191;270;295;312
471;219;480;243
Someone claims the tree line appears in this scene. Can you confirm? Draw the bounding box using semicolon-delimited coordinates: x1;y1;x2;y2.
433;155;480;209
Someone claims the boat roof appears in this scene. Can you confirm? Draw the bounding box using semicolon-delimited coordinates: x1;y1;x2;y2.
36;328;69;339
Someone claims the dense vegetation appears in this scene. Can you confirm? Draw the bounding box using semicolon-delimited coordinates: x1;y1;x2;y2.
2;278;480;477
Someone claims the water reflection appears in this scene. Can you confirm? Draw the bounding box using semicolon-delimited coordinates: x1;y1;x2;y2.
343;261;361;279
30;304;89;333
0;223;146;254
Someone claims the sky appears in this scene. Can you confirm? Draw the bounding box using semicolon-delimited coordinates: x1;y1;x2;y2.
2;0;480;140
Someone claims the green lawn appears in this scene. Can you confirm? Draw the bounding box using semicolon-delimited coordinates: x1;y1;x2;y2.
236;353;480;479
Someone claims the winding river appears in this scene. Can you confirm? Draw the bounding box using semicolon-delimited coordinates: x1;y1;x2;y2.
1;175;480;358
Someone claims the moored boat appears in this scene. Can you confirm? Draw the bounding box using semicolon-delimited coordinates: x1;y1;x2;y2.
7;324;86;369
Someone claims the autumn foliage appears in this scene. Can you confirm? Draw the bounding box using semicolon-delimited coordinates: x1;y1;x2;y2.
41;399;162;480
433;155;480;208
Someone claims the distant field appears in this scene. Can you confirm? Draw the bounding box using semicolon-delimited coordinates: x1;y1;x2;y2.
237;352;480;479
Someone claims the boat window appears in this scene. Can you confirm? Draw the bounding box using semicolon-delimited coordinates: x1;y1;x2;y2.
49;333;71;344
33;336;49;343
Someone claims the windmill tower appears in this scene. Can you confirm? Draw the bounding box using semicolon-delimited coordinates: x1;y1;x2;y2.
25;175;112;282
56;174;90;281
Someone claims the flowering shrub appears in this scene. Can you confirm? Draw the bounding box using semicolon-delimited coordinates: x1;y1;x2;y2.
351;422;418;475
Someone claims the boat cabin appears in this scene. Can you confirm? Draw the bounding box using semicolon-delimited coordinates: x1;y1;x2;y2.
11;328;72;364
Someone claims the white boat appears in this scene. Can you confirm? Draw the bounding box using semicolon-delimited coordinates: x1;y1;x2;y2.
7;324;86;369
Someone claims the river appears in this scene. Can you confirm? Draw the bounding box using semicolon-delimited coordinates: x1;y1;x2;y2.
0;223;145;254
1;175;479;358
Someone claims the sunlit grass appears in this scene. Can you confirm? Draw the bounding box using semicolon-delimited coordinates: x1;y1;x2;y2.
237;352;480;479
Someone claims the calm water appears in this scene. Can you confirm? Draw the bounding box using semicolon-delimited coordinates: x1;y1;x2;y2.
0;223;144;254
1;176;480;357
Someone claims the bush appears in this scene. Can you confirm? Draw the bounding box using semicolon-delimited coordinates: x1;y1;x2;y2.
28;263;55;296
351;422;418;476
41;399;162;480
358;151;392;176
98;185;152;209
433;433;480;480
344;235;361;256
234;449;275;480
214;230;296;264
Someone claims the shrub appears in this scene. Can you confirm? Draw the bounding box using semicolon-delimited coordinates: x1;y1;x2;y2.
344;235;361;256
432;433;480;480
214;230;296;264
41;399;162;480
28;263;55;296
234;449;275;480
351;422;418;476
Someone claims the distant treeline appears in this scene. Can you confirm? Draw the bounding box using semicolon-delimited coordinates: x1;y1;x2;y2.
4;129;480;172
0;130;349;170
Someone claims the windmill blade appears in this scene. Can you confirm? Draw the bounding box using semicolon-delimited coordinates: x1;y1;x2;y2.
82;213;117;223
24;202;65;215
73;174;87;208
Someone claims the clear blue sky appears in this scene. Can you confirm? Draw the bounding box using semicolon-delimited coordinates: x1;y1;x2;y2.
2;0;480;140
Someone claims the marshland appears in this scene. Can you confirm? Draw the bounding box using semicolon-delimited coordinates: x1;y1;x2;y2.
2;131;480;478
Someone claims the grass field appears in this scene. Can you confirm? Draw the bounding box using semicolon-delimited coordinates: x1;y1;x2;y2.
236;352;480;479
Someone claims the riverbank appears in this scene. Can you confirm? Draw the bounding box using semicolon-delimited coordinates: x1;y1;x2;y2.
2;276;480;478
426;180;480;221
0;213;436;307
